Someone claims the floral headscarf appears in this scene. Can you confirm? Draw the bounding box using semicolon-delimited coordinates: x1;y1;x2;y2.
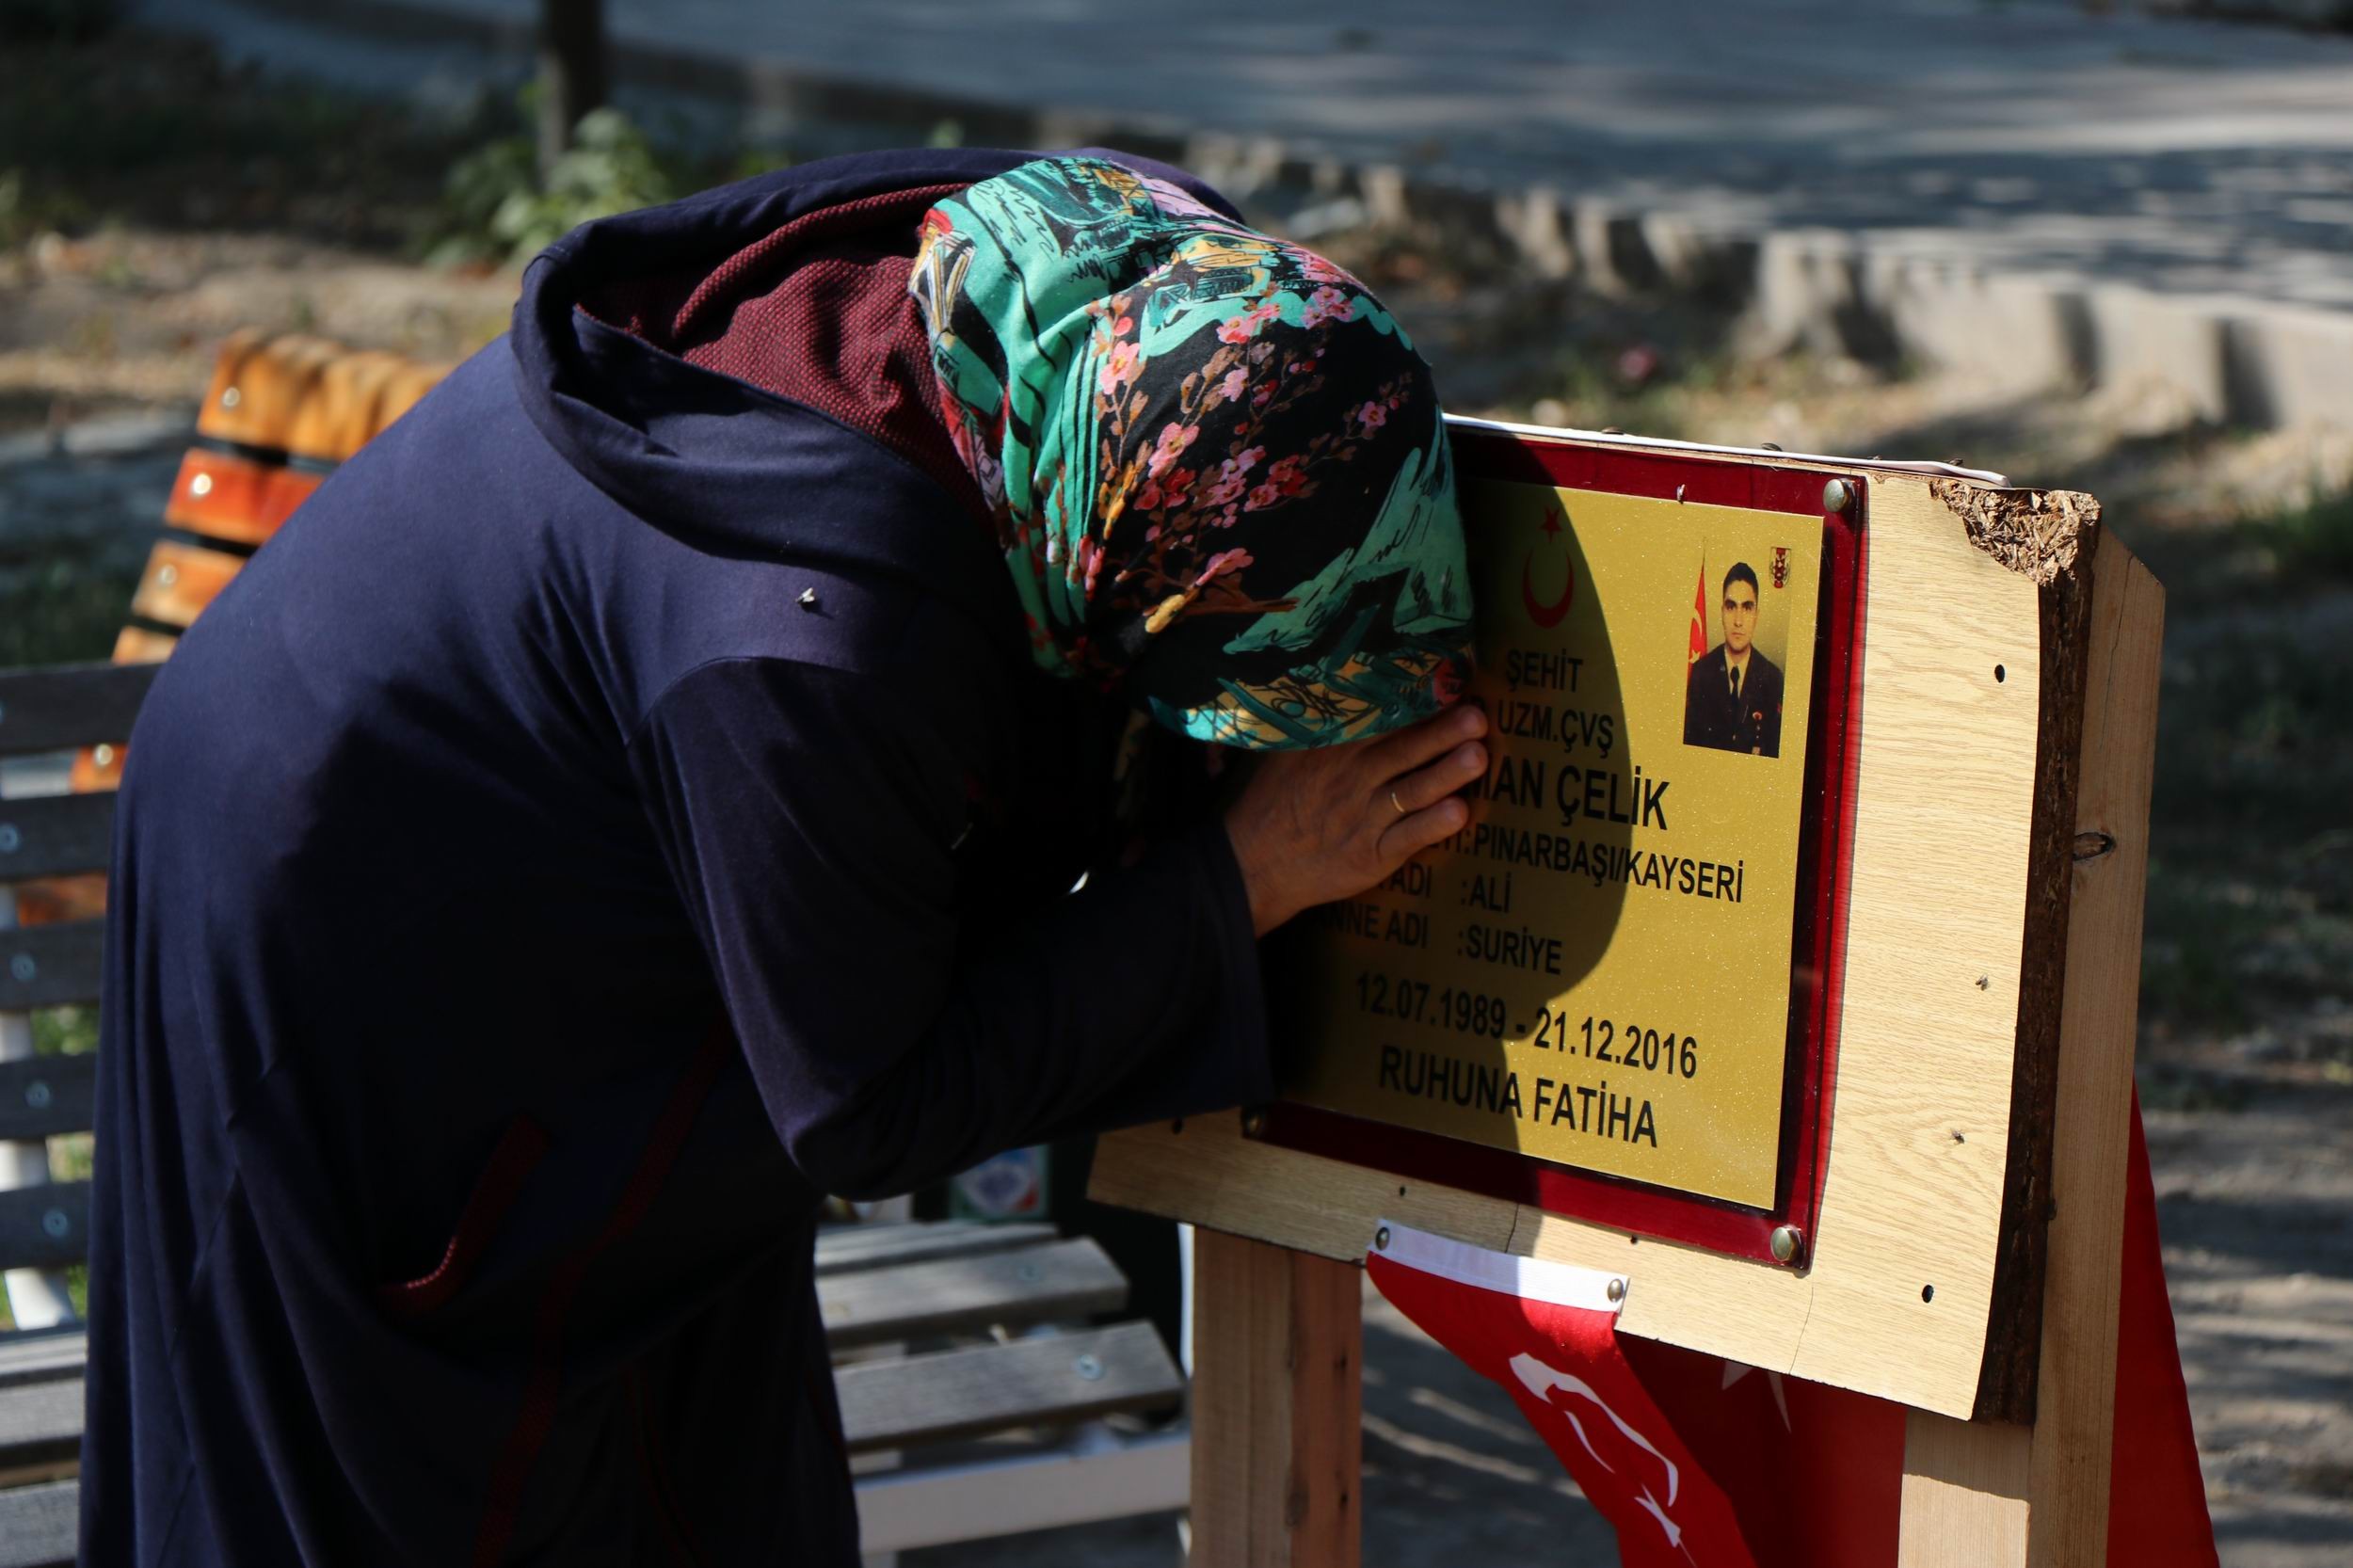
908;156;1471;749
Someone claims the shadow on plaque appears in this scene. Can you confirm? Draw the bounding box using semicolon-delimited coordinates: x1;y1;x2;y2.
1267;499;1633;1158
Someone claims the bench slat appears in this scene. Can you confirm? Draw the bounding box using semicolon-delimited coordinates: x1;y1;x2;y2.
0;921;102;1012
0;665;157;759
165;448;320;547
0;794;115;884
198;330;447;464
0;1318;1180;1480
0;1185;88;1273
819;1237;1127;1351
837;1320;1180;1456
109;628;177;665
812;1220;1054;1278
0;1056;95;1144
0;1331;85;1393
0;1479;73;1568
0;1381;79;1477
128;539;244;632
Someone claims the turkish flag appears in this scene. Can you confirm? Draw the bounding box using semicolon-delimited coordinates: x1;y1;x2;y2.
1689;554;1709;664
1367;1096;2216;1566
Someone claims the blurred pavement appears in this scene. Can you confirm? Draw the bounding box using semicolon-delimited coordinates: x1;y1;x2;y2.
151;0;2353;425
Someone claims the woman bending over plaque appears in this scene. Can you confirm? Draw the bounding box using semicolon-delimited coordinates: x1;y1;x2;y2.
81;151;1484;1565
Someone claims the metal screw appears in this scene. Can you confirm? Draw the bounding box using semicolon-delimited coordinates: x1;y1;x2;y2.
1373;1225;1391;1253
93;744;116;767
1822;478;1853;515
1976;975;1991;990
796;587;819;610
0;824;18;854
24;1080;50;1110
1016;1261;1042;1285
1073;1353;1104;1382
157;565;180;588
1769;1224;1803;1265
40;1208;68;1240
1606;1277;1626;1304
1241;1108;1267;1138
220;386;242;409
8;953;34;984
189;472;214;498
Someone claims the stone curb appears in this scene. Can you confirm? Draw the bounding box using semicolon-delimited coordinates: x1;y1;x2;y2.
214;0;2353;432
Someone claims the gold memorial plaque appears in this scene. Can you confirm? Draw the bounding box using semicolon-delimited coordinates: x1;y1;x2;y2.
1279;456;1832;1208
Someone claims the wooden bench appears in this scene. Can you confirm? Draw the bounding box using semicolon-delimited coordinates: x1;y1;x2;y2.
8;328;451;933
0;333;1193;1563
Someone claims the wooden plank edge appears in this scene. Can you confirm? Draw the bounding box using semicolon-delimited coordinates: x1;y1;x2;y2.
2023;531;2163;1567
1975;496;2104;1423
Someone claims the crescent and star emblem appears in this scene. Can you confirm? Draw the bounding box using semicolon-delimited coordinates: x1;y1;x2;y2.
1521;505;1576;629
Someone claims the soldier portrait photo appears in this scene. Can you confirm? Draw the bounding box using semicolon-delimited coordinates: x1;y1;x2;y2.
1683;559;1785;758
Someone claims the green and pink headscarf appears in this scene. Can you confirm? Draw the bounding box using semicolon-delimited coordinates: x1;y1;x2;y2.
909;155;1471;749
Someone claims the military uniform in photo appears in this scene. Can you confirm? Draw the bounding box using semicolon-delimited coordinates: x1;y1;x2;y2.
1683;643;1784;757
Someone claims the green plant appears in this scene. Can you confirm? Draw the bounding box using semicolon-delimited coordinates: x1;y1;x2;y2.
33;1006;98;1058
2260;487;2353;579
430;106;678;269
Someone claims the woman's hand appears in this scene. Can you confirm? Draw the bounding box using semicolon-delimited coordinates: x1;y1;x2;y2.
1223;703;1489;936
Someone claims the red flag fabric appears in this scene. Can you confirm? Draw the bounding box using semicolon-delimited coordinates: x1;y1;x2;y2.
1365;1096;2216;1566
1366;1230;1761;1565
1368;1227;1899;1567
1689;554;1709;664
2106;1096;2220;1566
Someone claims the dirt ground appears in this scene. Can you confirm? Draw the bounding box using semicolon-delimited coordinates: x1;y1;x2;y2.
4;25;2349;1566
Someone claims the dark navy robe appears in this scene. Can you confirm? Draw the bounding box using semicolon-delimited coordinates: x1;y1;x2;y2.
79;149;1270;1566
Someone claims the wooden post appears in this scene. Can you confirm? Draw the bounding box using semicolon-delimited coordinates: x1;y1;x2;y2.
1189;1229;1362;1567
1898;531;2165;1566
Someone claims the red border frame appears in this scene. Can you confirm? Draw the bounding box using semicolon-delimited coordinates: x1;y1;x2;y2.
1255;431;1868;1268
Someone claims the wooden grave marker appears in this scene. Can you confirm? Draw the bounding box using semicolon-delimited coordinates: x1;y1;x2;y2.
1091;416;2161;1567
